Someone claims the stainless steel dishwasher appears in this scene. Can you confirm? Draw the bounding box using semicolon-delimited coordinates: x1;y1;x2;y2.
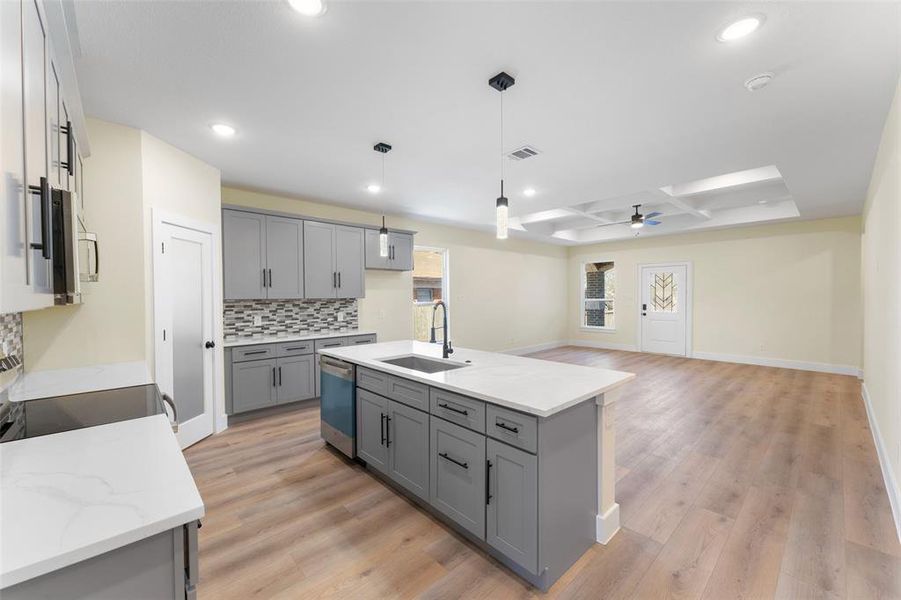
319;356;356;458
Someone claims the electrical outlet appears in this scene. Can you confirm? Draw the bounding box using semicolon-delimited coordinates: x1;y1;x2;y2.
337;311;345;322
253;313;263;326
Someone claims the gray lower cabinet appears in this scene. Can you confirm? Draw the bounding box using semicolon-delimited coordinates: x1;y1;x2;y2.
386;399;429;501
357;388;388;473
232;358;277;413
486;438;538;574
429;417;486;538
276;354;314;403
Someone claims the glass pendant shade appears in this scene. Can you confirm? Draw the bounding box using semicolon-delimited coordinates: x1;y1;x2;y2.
379;216;389;257
496;186;508;240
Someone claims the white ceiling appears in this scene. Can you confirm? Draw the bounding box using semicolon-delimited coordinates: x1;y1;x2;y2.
70;1;899;244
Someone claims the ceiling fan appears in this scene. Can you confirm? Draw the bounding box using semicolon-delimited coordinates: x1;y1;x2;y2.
596;204;663;229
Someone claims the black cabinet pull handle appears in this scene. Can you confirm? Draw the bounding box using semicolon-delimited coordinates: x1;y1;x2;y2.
385;415;391;447
61;121;74;176
272;367;276;387
438;402;468;416
262;269;267;288
285;346;307;351
496;421;519;434
278;366;282;386
332;272;336;288
27;177;51;259
380;413;386;445
486;459;492;504
439;452;468;469
244;350;267;355
268;269;272;287
338;271;341;288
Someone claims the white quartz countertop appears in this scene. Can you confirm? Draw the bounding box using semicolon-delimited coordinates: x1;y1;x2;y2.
0;414;204;588
8;361;152;402
319;341;635;418
223;329;376;348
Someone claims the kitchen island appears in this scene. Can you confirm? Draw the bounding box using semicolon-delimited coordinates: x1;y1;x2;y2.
319;340;634;590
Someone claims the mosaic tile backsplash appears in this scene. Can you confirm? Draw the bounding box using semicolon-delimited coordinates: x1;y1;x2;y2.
0;312;23;374
224;299;358;338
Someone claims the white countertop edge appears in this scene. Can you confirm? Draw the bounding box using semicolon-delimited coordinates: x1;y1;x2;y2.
1;505;205;589
318;349;636;418
223;329;377;348
8;361;153;402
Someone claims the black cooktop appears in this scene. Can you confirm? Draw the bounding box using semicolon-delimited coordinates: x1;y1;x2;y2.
0;384;165;443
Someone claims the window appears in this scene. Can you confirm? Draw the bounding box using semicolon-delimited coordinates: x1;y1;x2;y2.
581;261;615;329
413;248;448;342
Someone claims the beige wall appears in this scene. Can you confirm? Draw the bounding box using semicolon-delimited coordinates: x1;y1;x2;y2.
569;217;863;371
24;119;147;370
861;79;900;512
221;187;569;352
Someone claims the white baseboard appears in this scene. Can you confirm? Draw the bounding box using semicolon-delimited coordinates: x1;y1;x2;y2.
567;339;640;352
861;383;901;544
692;351;862;377
504;340;567;356
595;503;620;544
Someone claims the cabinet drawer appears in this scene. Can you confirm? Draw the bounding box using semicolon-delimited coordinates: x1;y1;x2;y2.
346;334;377;346
387;376;429;411
486;405;538;454
430;417;486;538
314;337;348;352
430;389;486;433
356;367;389;396
276;341;314;357
232;344;275;362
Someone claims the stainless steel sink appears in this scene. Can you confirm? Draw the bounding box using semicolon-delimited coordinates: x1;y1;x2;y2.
379;355;468;374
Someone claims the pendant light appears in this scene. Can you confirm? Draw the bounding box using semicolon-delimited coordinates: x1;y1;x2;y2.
489;72;515;240
379;216;389;257
373;142;392;257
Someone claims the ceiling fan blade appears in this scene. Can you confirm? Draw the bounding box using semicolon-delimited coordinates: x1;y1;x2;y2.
645;219;662;226
645;211;663;219
595;220;631;228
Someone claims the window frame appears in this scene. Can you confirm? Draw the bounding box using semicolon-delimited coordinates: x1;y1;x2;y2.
579;258;616;332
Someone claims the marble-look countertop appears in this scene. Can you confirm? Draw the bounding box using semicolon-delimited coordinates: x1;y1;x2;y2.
223;329;376;348
0;414;204;588
8;361;153;403
320;341;635;418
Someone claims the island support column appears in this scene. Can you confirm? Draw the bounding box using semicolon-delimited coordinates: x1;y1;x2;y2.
596;387;621;544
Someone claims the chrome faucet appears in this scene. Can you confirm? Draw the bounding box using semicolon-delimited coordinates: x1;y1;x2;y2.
429;300;454;359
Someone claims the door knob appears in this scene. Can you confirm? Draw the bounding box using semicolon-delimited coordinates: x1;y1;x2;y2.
205;341;215;349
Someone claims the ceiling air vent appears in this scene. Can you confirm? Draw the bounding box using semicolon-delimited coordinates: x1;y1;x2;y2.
507;145;541;161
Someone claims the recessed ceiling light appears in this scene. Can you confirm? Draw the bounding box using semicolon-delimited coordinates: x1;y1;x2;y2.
717;16;763;42
367;183;381;194
745;72;774;92
288;0;326;17
758;199;769;205
210;123;236;137
523;188;536;197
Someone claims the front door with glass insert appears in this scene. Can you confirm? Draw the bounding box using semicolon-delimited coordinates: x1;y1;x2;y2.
640;264;688;356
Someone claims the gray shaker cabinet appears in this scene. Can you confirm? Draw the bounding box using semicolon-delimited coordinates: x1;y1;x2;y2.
386;399;429;502
335;225;364;298
364;229;414;271
487;438;538;574
302;220;337;299
223;210;267;299
429;417;486;538
363;229;388;269
265;215;304;299
231;358;277;413
276;354;314;404
357;388;388;474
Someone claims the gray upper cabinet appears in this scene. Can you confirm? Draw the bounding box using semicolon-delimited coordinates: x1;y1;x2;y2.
335;225;364;298
223;210;305;300
486;438;538;574
357;388;388;474
430;417;486;538
223;210;266;299
265;216;304;299
386;400;429;502
303;221;365;299
364;229;413;271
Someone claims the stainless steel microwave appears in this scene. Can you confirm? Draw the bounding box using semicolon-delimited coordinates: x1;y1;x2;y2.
50;189;98;305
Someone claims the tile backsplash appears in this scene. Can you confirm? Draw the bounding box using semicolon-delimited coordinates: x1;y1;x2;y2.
0;312;23;383
223;299;358;338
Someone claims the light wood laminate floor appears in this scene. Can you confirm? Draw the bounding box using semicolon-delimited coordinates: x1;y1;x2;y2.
184;347;901;599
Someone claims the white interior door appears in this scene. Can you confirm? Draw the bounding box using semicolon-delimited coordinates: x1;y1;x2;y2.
156;222;215;448
640;264;689;356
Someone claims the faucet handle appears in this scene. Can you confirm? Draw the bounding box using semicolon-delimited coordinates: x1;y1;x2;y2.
446;341;454;355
